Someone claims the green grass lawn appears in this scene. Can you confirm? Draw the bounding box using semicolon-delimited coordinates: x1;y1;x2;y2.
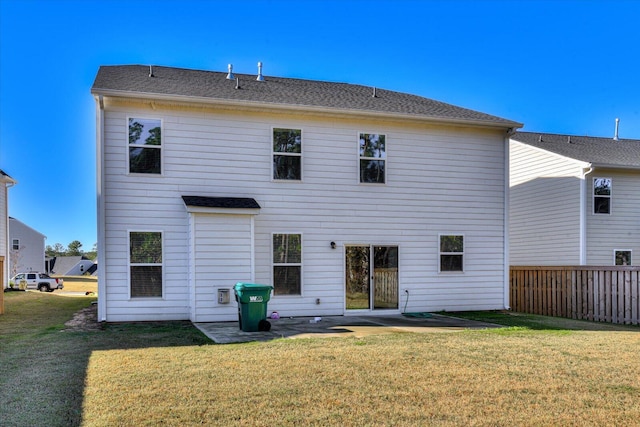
1;292;639;426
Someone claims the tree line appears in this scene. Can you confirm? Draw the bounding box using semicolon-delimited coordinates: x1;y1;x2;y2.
46;240;97;260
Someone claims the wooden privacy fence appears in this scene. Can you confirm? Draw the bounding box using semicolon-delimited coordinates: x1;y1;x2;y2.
510;266;640;325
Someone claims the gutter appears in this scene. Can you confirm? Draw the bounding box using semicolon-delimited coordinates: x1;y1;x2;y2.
91;88;523;131
579;166;594;265
95;95;107;322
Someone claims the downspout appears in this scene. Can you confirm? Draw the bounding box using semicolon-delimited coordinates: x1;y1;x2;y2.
503;127;518;310
96;95;107;322
580;166;594;265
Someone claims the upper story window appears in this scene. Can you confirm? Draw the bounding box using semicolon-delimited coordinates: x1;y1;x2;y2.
359;133;386;184
439;234;464;272
128;118;162;174
129;231;163;298
593;177;611;214
273;128;302;180
12;239;19;250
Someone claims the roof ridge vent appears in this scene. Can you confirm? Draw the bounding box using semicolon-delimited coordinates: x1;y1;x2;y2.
226;64;235;80
614;118;620;141
256;61;264;81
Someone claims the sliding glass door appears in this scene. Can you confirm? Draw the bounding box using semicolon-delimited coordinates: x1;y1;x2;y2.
345;245;398;310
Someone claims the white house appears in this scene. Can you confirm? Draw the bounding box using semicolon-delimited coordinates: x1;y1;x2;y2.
510;131;640;266
92;64;522;323
1;170;16;298
9;217;46;275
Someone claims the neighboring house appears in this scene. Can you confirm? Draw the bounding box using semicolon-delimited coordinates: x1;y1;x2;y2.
9;217;46;275
92;64;522;323
47;255;96;276
510;131;640;266
1;170;16;296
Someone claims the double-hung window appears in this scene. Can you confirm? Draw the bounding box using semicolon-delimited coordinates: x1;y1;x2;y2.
273;128;302;180
128;118;162;174
273;233;302;295
129;231;163;297
359;133;386;184
593;178;611;214
12;239;19;251
439;235;464;272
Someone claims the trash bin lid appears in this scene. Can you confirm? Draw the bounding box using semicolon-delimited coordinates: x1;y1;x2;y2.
234;282;274;292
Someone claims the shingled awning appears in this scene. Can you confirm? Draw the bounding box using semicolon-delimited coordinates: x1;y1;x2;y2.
182;196;260;210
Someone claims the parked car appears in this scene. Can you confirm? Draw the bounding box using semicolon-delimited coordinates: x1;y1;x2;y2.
9;272;64;292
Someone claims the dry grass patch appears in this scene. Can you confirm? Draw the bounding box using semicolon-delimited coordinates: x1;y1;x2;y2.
58;276;97;294
82;329;640;426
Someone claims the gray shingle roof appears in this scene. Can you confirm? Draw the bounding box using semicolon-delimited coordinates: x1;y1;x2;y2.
182;196;261;209
92;65;520;128
512;131;640;168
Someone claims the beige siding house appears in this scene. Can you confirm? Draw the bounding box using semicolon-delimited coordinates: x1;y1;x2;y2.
92;64;521;322
510;131;640;266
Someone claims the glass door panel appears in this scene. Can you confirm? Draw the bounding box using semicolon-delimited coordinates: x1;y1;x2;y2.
345;246;370;310
373;246;398;309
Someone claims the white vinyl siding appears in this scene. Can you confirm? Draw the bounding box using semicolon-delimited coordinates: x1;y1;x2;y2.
190;213;254;322
586;169;640;265
99;100;509;321
509;141;586;265
8;218;46;274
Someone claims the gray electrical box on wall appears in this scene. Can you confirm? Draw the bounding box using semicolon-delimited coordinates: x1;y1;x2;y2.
218;288;230;304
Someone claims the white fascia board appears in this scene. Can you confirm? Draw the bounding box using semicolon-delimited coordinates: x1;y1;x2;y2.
185;206;260;215
92;89;523;131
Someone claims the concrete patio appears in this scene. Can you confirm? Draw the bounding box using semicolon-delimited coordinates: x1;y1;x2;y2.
194;313;501;344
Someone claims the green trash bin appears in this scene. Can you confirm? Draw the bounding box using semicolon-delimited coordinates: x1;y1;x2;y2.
234;283;274;332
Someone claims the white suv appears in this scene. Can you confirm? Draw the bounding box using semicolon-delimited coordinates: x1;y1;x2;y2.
9;272;64;292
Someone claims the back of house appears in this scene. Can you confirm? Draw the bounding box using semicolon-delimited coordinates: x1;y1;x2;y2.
92;64;521;322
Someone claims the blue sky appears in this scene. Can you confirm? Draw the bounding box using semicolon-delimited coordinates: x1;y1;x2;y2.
1;0;639;250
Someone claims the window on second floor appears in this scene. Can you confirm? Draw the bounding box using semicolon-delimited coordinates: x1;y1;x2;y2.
273;128;302;180
128;118;162;174
593;177;611;214
12;239;19;250
359;133;386;184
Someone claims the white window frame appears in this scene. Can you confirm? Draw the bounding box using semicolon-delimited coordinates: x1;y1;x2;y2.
127;117;163;176
614;249;632;266
438;234;465;273
12;239;19;251
593;177;612;215
358;132;387;185
272;127;303;182
271;232;303;296
128;230;164;299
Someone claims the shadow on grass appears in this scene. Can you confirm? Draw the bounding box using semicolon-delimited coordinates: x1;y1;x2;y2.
0;292;211;427
446;310;640;332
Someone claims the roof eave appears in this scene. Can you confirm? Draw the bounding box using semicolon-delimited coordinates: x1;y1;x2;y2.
591;163;640;171
91;88;522;130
